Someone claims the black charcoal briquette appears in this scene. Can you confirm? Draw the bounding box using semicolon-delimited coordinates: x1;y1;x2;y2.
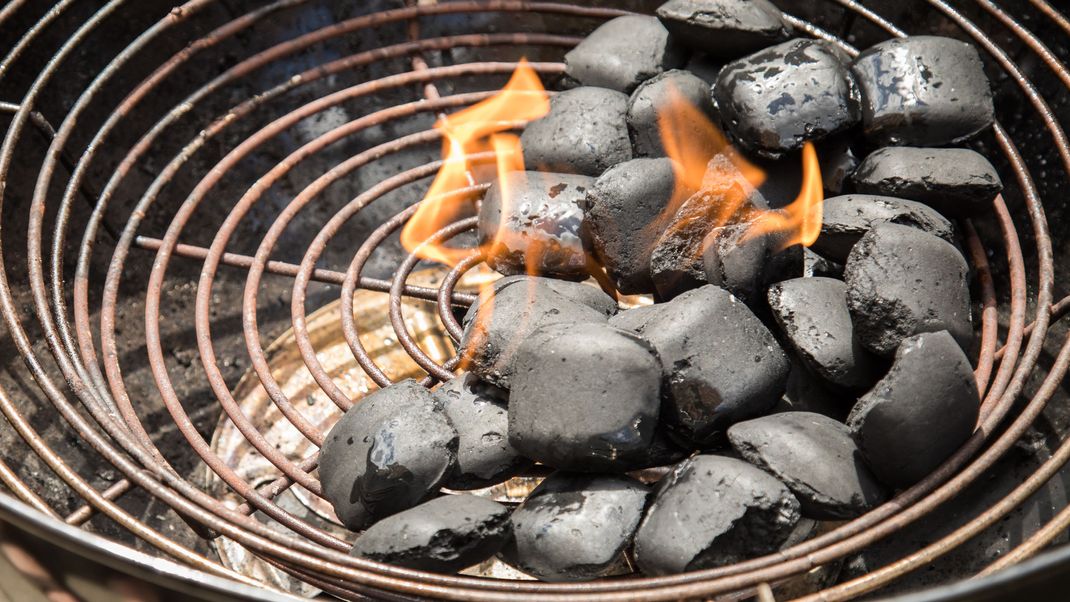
728;412;886;520
583;158;685;294
628;70;719;158
319;380;457;530
633;455;800;574
564;15;687;93
656;0;792;59
499;473;649;581
767;277;879;391
508;322;662;471
610;285;789;447
851;36;994;146
478;170;593;280
851;147;1003;218
350;494;511;573
459;277;610;388
701;223;801;306
714;39;860;157
435;373;533;490
845;223;972;356
848;331;980;488
520;87;633;176
812;194;955;263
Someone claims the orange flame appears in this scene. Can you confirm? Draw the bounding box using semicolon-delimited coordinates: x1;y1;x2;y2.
743;142;824;249
400;59;550;266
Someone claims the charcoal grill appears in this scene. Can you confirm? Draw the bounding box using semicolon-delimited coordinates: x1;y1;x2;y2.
1;0;1070;600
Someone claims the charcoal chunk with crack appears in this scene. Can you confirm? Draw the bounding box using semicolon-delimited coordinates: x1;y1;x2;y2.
564;15;687;93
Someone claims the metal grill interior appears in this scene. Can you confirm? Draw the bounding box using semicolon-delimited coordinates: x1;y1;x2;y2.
1;0;1070;600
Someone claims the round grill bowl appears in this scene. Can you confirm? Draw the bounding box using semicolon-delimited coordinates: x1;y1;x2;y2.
1;0;1069;600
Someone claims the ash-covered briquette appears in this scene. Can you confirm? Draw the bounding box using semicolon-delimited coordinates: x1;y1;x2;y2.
848;331;980;488
459;277;611;388
319;380;457;530
812;194;956;264
610;285;789;448
434;373;532;490
728;412;887;520
583;158;686;295
350;494;511;574
478;171;592;280
845;223;972;356
851;36;995;146
564;15;687;94
656;0;792;59
772;357;851;421
768;277;880;392
628;69;719;158
650;153;766;299
701;223;802;306
508;322;662;472
714;38;861;157
499;473;649;582
520;87;633;177
852;147;1003;218
633;455;801;575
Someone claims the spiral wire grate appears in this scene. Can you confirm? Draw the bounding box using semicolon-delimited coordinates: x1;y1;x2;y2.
1;0;1070;600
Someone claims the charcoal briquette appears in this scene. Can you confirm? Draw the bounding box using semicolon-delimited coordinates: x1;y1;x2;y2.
499;473;649;581
728;412;886;520
656;0;792;59
509;322;663;471
851;36;994;146
350;494;511;573
812;194;955;263
701;223;801;305
633;455;801;575
520;87;633;177
628;70;719;158
767;277;880;391
851;147;1003;218
848;331;980;488
478;171;592;280
714;39;861;157
435;373;533;490
583;158;685;294
319;380;457;530
845;224;972;356
564;15;687;93
459;277;611;388
610;285;789;447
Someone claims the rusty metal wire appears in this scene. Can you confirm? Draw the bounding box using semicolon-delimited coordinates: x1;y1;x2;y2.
0;0;1067;600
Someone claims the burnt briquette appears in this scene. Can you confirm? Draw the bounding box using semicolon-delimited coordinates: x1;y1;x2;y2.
656;0;792;59
508;322;662;471
848;331;980;488
478;171;592;280
563;15;687;94
434;373;533;490
610;285;789;447
714;38;861;157
583;158;685;294
628;69;719;158
499;473;649;581
701;223;802;306
812;194;955;263
319;380;457;530
520;86;633;177
845;224;972;356
767;277;880;391
650;153;765;299
852;147;1003;218
459;277;610;388
728;412;886;520
350;494;512;574
772;358;851;421
633;455;801;575
851;36;995;146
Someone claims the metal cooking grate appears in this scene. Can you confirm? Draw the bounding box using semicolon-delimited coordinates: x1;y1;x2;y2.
0;0;1069;600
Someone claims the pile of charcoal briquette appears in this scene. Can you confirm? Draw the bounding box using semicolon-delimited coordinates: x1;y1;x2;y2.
318;0;997;581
